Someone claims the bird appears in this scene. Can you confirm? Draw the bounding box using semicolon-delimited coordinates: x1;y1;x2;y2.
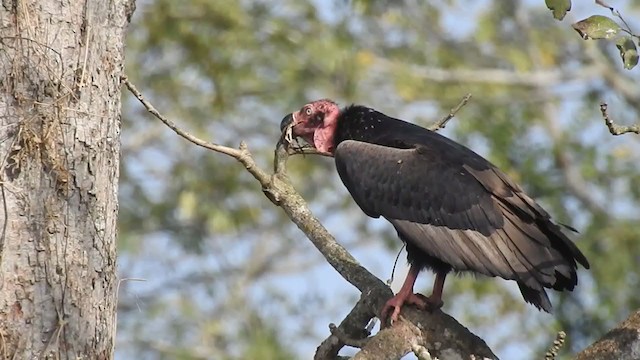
280;99;590;324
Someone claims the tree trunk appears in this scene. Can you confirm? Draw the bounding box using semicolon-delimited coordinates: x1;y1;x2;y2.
0;0;134;358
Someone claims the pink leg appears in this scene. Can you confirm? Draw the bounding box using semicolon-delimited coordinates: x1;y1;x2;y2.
381;267;447;325
416;271;446;309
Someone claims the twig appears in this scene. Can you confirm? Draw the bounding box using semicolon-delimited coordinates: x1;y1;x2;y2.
314;293;383;360
600;103;640;135
544;331;567;360
427;93;472;131
329;323;371;348
595;0;638;39
121;75;244;158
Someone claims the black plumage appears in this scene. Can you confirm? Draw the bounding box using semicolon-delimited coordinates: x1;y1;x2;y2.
281;100;590;323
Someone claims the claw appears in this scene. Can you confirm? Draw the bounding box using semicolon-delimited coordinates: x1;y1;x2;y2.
382;292;429;325
380;267;447;326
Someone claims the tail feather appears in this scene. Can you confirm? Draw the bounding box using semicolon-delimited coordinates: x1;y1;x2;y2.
517;282;552;313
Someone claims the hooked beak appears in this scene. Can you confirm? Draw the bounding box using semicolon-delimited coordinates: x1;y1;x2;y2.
280;113;294;131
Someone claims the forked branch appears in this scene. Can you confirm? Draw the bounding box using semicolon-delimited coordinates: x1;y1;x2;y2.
123;75;495;359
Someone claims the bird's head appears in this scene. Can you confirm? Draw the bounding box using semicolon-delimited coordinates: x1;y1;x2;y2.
280;99;340;155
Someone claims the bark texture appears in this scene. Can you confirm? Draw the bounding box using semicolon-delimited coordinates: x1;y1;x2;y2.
0;0;134;358
576;309;640;360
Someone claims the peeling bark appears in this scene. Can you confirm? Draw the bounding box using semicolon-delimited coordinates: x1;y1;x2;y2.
0;0;134;358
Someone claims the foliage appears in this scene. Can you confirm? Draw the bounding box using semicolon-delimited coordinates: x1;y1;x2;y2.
545;0;640;70
118;1;640;358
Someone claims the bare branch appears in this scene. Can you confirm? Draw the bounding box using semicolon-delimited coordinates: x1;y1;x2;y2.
352;309;497;360
315;296;376;360
427;93;472;131
121;75;244;158
600;103;640;135
124;76;497;360
595;0;638;39
576;309;640;360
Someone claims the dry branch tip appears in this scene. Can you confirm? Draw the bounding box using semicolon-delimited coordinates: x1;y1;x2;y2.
428;93;472;131
599;102;640;135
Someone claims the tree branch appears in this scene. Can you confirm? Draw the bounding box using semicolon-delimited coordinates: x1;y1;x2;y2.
599;103;640;135
575;309;640;360
427;93;472;131
123;76;495;359
352;307;496;360
315;295;377;360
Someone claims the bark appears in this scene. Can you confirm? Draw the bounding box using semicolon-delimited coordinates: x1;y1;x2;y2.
0;0;134;358
575;309;640;360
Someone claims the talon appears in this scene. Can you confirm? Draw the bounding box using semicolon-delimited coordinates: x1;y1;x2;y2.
382;292;430;325
381;267;448;326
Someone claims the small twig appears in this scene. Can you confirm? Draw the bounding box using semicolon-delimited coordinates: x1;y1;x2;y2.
314;295;381;360
599;103;640;135
544;331;567;360
121;75;243;158
412;344;433;360
329;323;371;348
595;0;638;39
427;93;472;131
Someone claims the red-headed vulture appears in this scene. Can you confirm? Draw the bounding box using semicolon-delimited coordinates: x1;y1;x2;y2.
280;99;590;324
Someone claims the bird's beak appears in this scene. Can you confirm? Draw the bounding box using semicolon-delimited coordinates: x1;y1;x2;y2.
280;113;294;131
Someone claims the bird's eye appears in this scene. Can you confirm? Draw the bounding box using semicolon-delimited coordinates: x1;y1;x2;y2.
305;108;312;116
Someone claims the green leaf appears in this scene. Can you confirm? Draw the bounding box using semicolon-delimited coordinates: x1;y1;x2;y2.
545;0;571;20
572;15;620;40
615;36;639;70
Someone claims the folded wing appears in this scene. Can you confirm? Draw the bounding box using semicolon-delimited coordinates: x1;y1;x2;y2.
334;139;589;311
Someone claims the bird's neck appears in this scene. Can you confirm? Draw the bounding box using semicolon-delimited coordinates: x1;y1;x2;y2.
334;105;423;148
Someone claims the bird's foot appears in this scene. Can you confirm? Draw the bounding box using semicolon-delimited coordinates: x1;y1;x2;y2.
381;292;433;326
414;293;444;311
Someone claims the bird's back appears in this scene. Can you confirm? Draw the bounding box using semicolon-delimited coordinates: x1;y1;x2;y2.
333;105;589;312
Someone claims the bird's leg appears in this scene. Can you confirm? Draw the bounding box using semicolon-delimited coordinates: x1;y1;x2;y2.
381;268;448;325
381;264;426;325
415;271;447;310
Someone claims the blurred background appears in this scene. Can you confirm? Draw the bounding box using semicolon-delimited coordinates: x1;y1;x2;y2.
116;1;640;359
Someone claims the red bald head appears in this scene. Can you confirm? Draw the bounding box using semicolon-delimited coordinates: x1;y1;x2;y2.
284;99;341;155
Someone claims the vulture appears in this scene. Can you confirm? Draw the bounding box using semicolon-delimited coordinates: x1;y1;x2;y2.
280;99;590;323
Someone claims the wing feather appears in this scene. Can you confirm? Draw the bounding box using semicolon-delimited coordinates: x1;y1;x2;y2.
334;139;586;291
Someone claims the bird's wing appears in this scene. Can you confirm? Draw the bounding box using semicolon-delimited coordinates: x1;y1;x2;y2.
334;139;586;292
334;139;504;235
